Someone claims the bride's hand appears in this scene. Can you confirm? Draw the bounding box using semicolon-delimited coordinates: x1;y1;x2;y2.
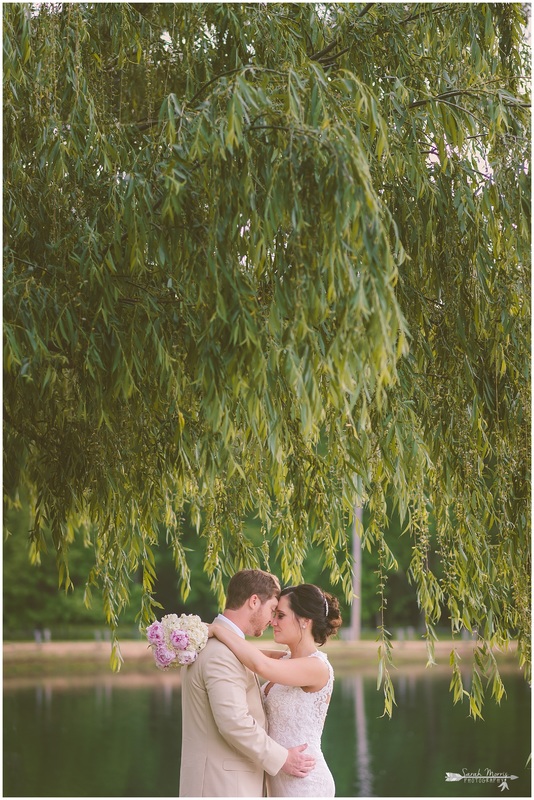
207;622;225;640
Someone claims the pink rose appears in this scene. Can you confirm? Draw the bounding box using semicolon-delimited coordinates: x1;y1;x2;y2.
170;629;189;650
154;644;177;669
146;621;164;644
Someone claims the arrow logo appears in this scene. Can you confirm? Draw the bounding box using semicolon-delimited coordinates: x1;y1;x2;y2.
445;771;518;790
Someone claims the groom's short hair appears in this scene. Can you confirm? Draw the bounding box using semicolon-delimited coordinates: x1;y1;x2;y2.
225;569;281;610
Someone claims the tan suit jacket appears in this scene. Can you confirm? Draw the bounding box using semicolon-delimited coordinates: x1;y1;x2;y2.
179;618;288;797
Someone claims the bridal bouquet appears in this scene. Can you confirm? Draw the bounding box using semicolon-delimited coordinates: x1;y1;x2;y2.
146;613;208;669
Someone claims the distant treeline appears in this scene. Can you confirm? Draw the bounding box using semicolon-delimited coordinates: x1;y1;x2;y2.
4;497;427;638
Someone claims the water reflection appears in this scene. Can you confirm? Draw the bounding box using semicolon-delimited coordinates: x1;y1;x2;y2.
35;683;53;715
3;669;531;797
352;675;373;796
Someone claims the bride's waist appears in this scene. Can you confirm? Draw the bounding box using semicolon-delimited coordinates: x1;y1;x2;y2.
269;732;324;754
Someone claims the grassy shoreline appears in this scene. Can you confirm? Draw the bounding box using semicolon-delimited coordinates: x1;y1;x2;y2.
3;637;522;681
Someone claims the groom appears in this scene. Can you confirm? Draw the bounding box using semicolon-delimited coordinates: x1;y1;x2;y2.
179;568;315;797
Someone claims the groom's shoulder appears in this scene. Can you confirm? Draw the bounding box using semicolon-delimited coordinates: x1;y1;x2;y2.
198;636;247;671
204;635;239;658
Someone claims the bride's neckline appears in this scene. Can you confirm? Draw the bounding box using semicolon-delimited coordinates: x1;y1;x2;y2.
263;651;326;698
287;648;319;659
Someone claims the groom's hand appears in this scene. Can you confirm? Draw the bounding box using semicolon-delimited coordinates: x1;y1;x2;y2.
281;744;315;777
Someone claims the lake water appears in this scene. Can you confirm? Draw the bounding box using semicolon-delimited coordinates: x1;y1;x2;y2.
3;668;531;797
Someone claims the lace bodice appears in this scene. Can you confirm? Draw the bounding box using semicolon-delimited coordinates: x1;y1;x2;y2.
262;650;335;797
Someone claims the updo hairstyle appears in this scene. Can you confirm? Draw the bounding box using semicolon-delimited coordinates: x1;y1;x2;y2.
280;584;342;646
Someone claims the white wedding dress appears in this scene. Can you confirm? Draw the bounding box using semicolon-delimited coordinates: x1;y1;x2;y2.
263;650;335;797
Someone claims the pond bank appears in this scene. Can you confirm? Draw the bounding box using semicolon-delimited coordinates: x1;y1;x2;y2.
4;637;521;681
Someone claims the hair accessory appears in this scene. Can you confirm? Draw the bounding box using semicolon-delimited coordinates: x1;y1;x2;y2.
324;596;329;616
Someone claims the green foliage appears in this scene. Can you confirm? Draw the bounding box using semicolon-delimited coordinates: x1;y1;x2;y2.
3;3;530;712
1;495;418;638
3;497;141;634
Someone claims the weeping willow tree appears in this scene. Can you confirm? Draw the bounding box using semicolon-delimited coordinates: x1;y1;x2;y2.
3;3;530;715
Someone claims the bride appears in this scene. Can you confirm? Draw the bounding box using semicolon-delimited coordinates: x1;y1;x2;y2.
208;583;342;797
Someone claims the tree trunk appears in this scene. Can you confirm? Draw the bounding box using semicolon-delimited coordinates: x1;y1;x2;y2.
350;505;363;640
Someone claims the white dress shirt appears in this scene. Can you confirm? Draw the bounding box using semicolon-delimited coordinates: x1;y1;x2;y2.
214;613;245;638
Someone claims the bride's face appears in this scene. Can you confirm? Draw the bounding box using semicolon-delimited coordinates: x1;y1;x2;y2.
271;595;304;645
248;595;279;637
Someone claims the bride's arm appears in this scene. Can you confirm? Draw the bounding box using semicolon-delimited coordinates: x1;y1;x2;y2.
208;623;326;687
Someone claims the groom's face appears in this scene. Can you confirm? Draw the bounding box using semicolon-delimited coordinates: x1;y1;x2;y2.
248;595;279;637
